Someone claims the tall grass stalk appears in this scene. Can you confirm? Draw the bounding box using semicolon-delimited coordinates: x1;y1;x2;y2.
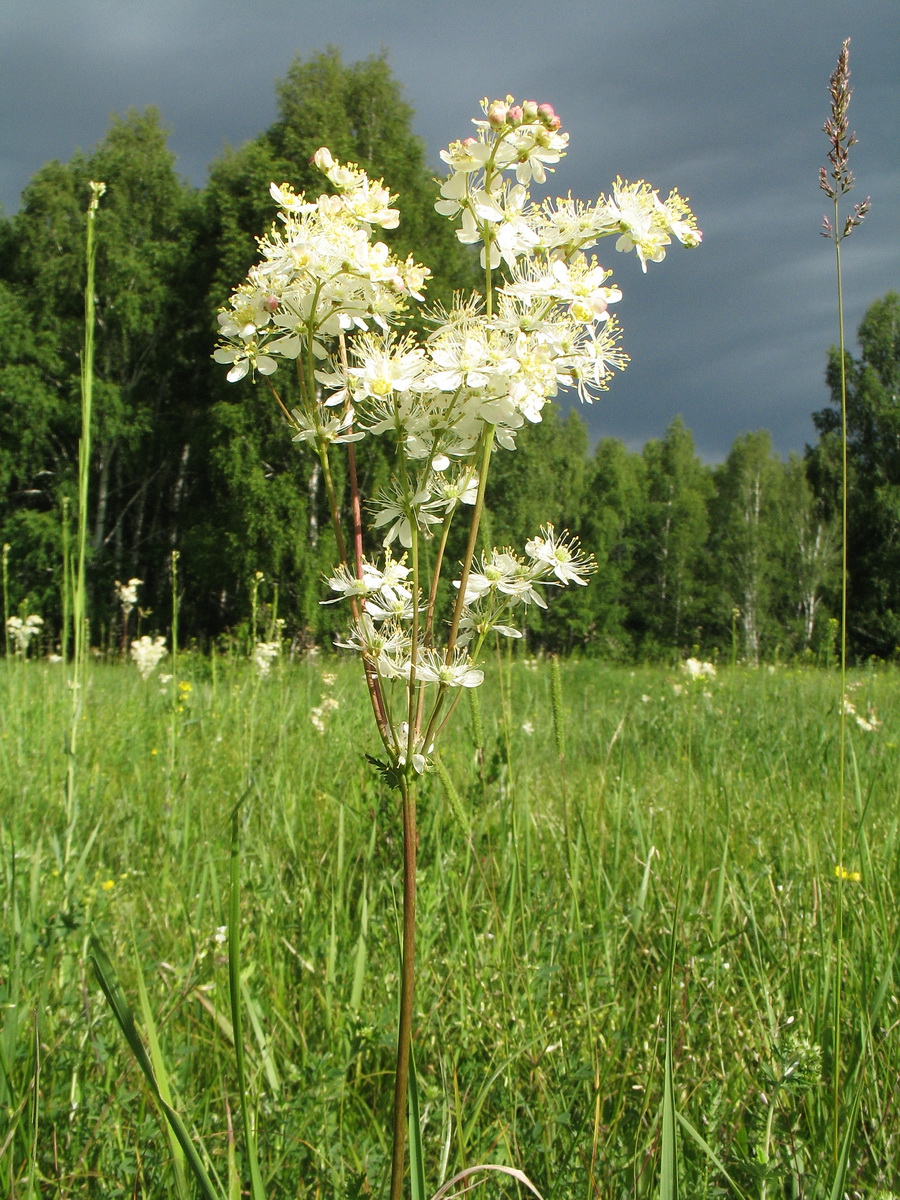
1;541;10;659
60;498;71;663
819;38;869;1163
64;180;105;877
171;549;180;680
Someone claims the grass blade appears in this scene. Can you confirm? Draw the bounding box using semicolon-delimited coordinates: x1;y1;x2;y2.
675;1111;749;1200
229;801;267;1200
132;931;189;1200
408;1044;426;1200
826;1071;863;1200
90;939;223;1200
660;892;680;1200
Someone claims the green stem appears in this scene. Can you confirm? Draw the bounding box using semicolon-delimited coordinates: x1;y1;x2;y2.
2;540;11;660
832;204;848;1167
406;528;421;758
65;181;103;881
445;425;494;657
317;438;349;567
419;426;495;753
346;436;389;735
389;771;418;1200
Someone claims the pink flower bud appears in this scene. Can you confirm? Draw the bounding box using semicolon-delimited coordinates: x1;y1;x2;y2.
507;105;524;127
262;294;280;313
311;147;334;171
522;100;539;122
537;103;558;128
487;100;508;128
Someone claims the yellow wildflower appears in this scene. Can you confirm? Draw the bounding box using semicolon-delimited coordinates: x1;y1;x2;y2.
834;865;861;882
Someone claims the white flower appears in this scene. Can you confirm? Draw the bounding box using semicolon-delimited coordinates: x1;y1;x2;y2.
130;635;167;680
843;695;881;731
253;640;280;678
390;723;434;774
413;648;484;689
372;488;443;549
115;578;143;614
525;525;597;585
291;406;365;447
334;615;410;679
683;658;716;680
7;613;44;656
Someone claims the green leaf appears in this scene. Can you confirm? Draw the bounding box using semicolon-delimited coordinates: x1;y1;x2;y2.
229;801;267;1200
407;1045;427;1200
90;939;224;1200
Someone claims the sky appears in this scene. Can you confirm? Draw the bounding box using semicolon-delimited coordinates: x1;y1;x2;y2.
1;0;897;461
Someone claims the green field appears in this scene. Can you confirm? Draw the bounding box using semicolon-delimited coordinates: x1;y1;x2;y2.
2;657;898;1197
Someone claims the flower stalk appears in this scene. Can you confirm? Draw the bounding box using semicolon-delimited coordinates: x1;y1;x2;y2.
64;180;105;882
214;95;700;1195
819;36;869;1166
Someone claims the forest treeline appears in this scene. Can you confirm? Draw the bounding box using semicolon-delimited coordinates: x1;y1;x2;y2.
1;50;898;661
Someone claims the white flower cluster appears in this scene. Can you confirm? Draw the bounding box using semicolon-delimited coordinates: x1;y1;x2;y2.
214;96;700;456
437;98;699;273
311;695;339;734
7;613;43;657
130;635;167;680
214;92;700;778
324;524;593;686
115;577;142;618
213;151;427;386
682;657;716;681
253;640;280;679
842;694;881;732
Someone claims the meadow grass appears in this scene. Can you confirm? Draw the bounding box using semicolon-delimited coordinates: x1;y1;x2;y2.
1;655;898;1197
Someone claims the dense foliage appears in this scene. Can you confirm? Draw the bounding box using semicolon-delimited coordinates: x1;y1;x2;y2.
0;50;895;661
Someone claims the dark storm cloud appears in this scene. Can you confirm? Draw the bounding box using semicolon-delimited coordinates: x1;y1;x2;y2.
1;0;897;459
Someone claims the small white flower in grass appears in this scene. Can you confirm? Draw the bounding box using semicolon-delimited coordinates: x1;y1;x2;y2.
130;635;167;680
844;695;881;731
683;657;716;680
115;578;143;616
856;711;881;732
310;696;340;734
7;614;44;656
253;640;280;678
521;720;535;735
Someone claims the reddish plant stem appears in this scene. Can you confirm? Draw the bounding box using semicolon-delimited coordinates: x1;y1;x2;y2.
389;773;417;1200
